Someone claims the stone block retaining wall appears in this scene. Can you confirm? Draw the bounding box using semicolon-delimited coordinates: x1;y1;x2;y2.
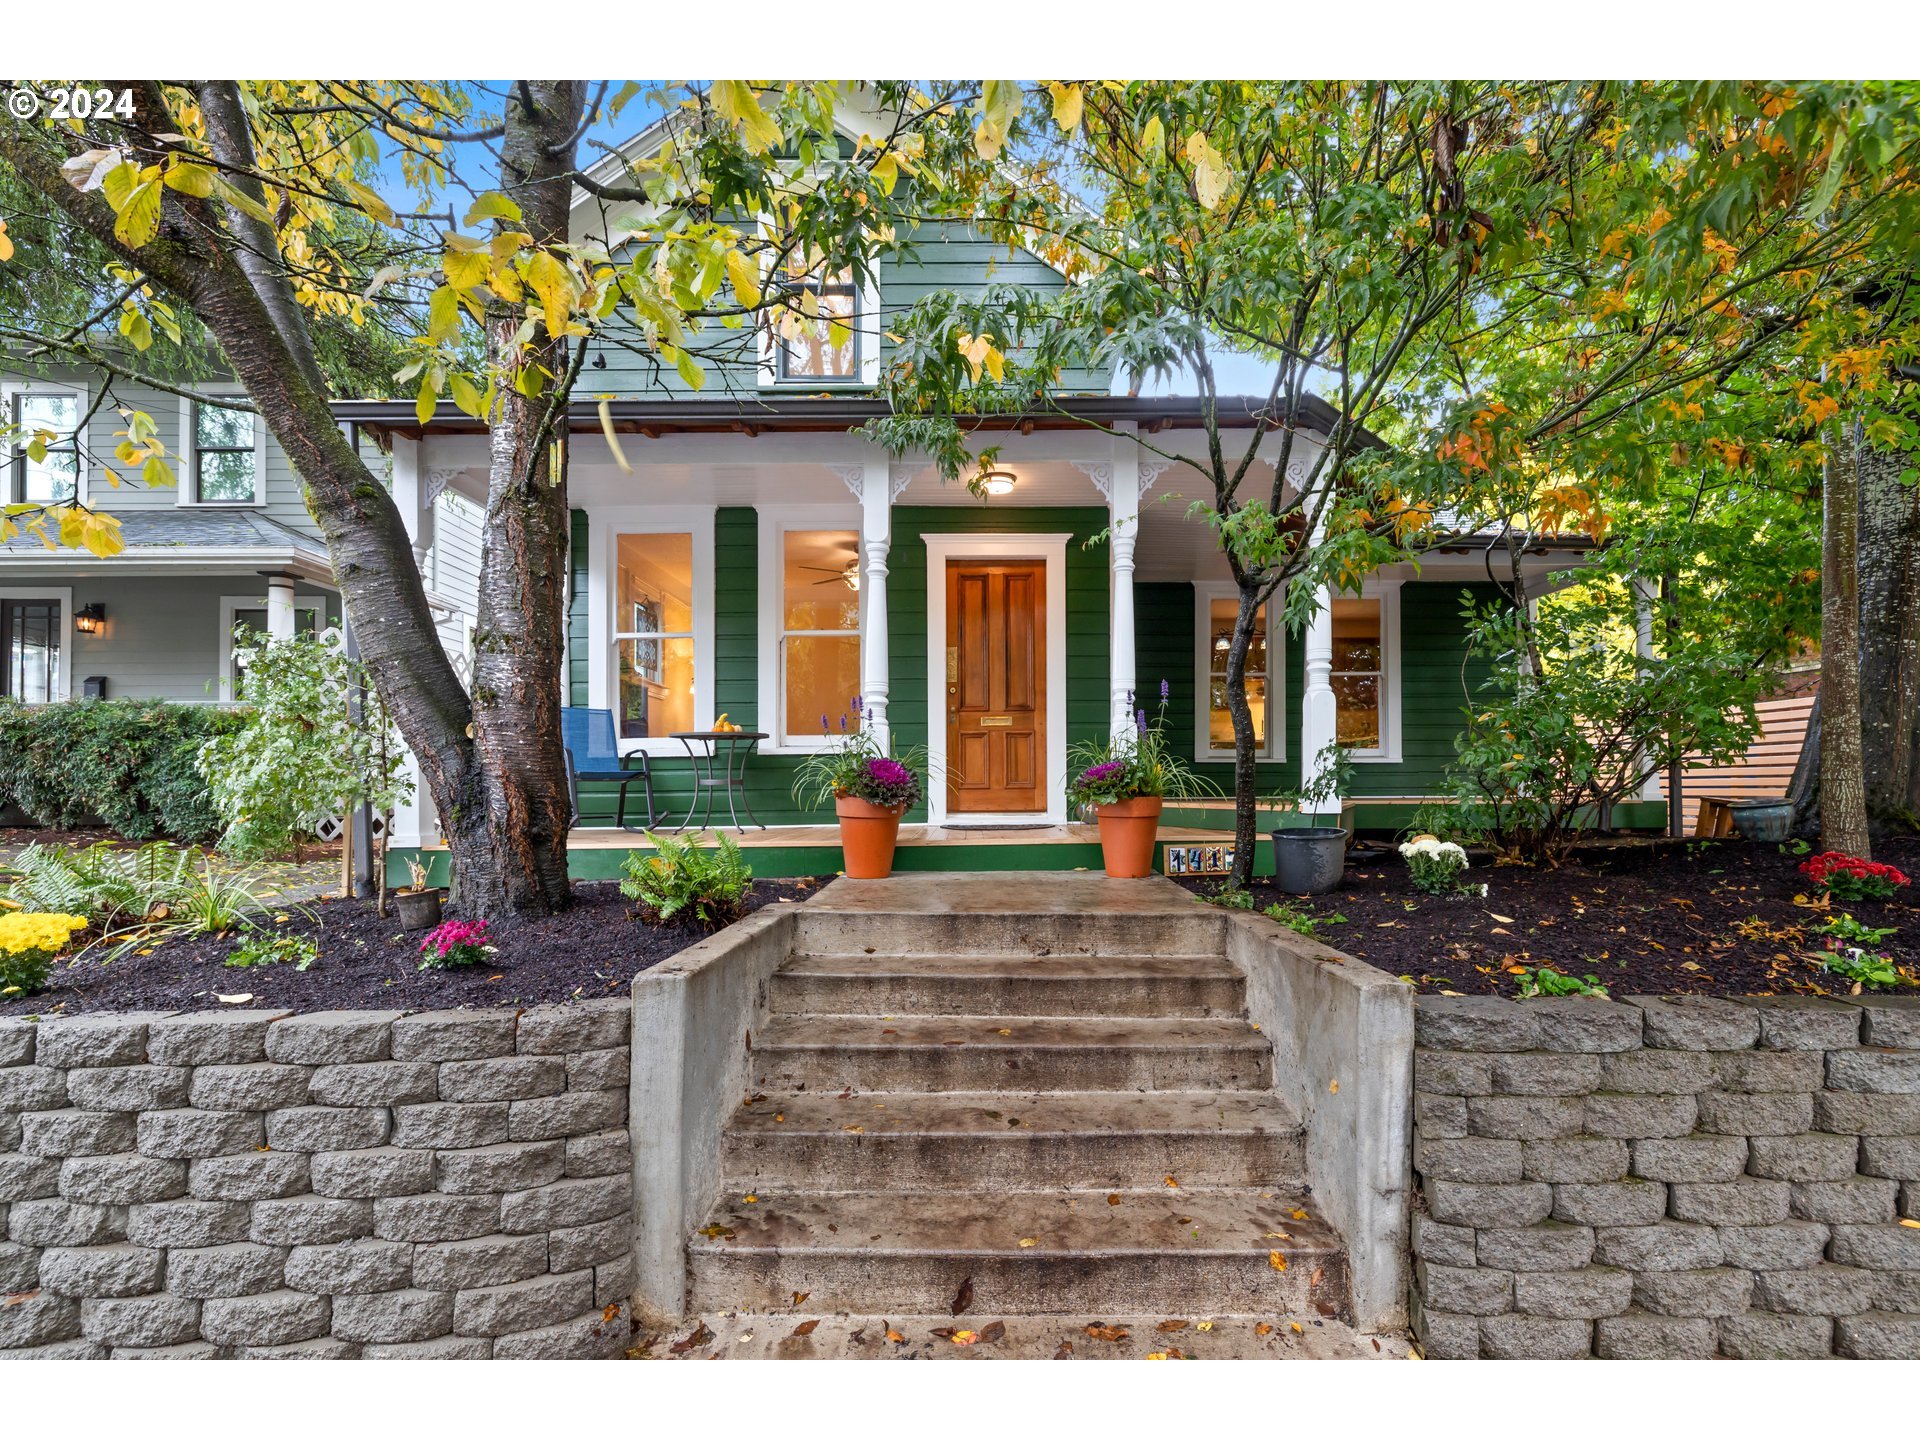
0;1000;632;1359
1411;993;1920;1359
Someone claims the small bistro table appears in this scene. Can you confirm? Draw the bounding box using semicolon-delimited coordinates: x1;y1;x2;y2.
668;731;770;833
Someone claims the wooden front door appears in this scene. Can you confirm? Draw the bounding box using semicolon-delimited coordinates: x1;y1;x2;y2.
946;559;1046;814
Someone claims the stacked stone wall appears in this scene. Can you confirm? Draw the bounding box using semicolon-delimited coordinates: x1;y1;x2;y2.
0;1001;632;1359
1412;993;1920;1359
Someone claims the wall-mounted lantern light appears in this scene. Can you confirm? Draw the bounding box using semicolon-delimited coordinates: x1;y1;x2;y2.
75;603;106;635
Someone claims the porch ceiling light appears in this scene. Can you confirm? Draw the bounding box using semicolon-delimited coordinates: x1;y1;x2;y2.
981;469;1017;497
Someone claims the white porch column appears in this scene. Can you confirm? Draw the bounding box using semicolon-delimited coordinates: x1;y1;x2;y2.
1633;577;1663;803
264;574;297;640
1299;585;1338;816
859;462;893;748
1109;457;1141;741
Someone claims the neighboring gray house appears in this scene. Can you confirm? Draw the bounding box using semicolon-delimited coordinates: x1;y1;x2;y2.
0;357;483;730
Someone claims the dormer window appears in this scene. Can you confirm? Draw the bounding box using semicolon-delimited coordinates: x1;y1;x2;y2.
774;265;859;382
7;390;81;504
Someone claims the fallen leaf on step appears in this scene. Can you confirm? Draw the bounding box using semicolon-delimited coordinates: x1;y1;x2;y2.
951;1276;975;1316
981;1321;1006;1343
1107;1194;1122;1206
949;1330;979;1346
1372;1337;1382;1351
930;1326;957;1339
1265;1231;1292;1240
1311;1266;1325;1286
1196;1321;1213;1331
697;1224;735;1240
1156;1319;1187;1332
1146;1352;1169;1360
1901;1219;1920;1230
843;1125;864;1133
1254;1322;1272;1336
791;1292;809;1306
790;1320;819;1337
997;1028;1012;1036
774;1114;784;1123
1291;1322;1304;1334
1268;1250;1288;1272
1054;1341;1074;1359
1163;1175;1180;1188
1084;1324;1130;1342
1018;1237;1038;1248
886;1327;905;1344
742;1194;758;1204
1329;1079;1339;1094
669;1321;713;1355
1291;1209;1308;1221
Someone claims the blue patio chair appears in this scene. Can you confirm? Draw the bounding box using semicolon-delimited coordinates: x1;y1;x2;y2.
560;706;657;831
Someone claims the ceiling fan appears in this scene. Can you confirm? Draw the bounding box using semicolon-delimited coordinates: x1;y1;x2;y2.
797;549;861;590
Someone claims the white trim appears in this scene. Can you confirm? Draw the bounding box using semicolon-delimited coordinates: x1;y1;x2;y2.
1192;582;1285;763
755;503;862;753
924;532;1071;827
1331;576;1403;764
3;378;89;506
217;592;323;702
587;506;716;756
177;393;267;508
0;586;75;703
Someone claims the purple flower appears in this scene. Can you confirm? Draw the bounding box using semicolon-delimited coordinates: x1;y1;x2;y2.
851;694;863;714
865;757;913;787
1160;678;1170;702
1136;708;1148;736
1081;761;1125;782
820;713;831;733
840;713;848;732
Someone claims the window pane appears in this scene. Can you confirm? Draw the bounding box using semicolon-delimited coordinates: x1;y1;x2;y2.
197;402;253;450
615;533;693;636
784;633;862;741
4;600;60;703
198;448;259;502
1206;598;1266;751
619;636;694;739
783;530;860;630
1332;598;1382;748
229;606;318;697
778;281;858;379
18;394;79;503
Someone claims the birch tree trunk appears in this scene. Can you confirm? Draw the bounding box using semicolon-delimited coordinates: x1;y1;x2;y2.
1819;419;1871;858
1857;438;1920;833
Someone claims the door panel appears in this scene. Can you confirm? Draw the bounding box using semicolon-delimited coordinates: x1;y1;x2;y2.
946;560;1046;813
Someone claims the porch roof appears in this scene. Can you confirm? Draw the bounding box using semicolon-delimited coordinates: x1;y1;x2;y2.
0;509;334;580
332;392;1371;445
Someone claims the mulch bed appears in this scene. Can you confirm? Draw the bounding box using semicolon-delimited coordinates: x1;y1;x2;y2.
1175;836;1920;999
2;878;826;1018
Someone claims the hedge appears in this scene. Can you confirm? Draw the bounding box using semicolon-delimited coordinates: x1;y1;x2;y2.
0;699;247;843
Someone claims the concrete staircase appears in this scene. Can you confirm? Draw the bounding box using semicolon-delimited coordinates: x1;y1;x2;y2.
684;933;1354;1321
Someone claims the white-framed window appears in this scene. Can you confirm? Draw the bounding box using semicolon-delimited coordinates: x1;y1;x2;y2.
218;594;322;701
5;384;85;505
181;395;265;505
1;588;73;703
755;221;882;389
1331;577;1403;762
1193;583;1284;762
756;508;863;751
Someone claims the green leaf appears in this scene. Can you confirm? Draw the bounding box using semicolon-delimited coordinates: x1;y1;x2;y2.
463;191;524;227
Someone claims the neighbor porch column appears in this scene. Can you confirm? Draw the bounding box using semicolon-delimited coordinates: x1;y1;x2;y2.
1299;584;1338;817
1633;577;1663;803
263;573;298;640
1109;456;1141;742
859;461;893;748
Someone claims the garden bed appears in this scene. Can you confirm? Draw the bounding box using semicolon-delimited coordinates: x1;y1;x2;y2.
0;877;824;1017
1175;835;1920;999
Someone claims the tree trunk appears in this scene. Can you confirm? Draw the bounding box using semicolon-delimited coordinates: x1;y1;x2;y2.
450;80;584;918
1819;419;1871;858
1224;580;1263;889
1857;436;1920;834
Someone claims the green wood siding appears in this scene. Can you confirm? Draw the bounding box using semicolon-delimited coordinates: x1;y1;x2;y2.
568;509;589;708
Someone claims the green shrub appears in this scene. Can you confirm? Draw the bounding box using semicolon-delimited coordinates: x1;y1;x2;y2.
620;830;753;927
0;699;244;842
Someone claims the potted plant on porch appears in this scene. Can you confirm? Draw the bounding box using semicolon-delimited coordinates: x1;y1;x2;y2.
793;699;928;880
1066;682;1210;879
1267;740;1354;895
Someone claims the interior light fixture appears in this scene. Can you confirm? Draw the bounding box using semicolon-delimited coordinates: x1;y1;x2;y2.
980;469;1017;497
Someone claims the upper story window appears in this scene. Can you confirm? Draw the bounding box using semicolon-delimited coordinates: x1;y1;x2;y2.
774;264;859;382
8;390;81;504
191;399;261;504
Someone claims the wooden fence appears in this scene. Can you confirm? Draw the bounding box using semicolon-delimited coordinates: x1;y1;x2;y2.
1658;693;1813;834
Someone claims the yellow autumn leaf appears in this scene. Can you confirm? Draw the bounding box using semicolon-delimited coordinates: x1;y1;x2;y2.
1047;82;1084;131
725;248;761;308
443;248;491;293
974;80;1023;161
711;81;782;153
1268;1250;1288;1272
162;160;216;199
341;177;396;227
1185;132;1229;210
524;249;577;341
426;285;461;343
1141;114;1165;154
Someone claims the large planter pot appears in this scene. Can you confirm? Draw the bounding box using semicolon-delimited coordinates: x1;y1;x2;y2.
835;795;908;879
394;888;444;932
1729;799;1794;843
1091;796;1164;879
1271;827;1349;895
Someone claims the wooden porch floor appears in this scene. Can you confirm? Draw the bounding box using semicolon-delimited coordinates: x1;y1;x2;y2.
561;822;1234;849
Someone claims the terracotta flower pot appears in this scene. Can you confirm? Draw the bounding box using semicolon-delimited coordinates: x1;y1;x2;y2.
1092;796;1163;878
835;795;908;879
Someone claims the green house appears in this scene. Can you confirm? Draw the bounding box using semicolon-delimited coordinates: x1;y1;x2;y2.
331;114;1654;881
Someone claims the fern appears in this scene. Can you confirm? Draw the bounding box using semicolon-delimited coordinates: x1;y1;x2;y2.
620;831;753;928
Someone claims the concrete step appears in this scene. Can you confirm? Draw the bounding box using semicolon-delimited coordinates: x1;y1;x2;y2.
642;1311;1409;1360
750;1015;1273;1092
771;953;1244;1018
723;1090;1306;1191
686;1187;1351;1317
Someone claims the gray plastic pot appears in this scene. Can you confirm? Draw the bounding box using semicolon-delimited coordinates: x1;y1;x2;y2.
1270;826;1349;895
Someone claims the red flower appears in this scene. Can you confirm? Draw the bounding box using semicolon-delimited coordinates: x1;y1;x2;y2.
1800;852;1910;900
